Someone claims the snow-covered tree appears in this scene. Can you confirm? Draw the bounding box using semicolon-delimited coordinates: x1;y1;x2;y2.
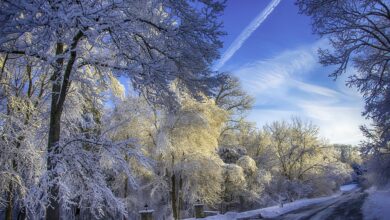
219;154;271;212
296;0;390;186
0;54;49;220
214;75;253;117
156;94;227;219
361;125;390;186
214;75;254;142
235;156;262;209
0;0;226;218
258;118;352;200
222;164;246;205
100;95;158;219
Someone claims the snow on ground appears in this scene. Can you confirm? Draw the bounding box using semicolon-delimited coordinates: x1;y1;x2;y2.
340;183;358;192
185;184;359;220
362;187;390;220
185;194;340;220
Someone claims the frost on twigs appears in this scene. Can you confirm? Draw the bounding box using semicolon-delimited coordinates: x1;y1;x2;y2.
23;125;149;219
156;94;227;207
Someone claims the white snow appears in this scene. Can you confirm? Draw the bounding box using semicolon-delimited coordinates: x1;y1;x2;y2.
184;184;359;220
139;210;155;214
362;187;390;220
340;183;358;192
185;194;340;220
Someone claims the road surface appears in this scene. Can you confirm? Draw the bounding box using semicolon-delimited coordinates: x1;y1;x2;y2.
242;189;367;220
274;190;366;220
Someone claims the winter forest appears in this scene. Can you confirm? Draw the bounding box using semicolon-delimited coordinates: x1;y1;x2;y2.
0;0;389;220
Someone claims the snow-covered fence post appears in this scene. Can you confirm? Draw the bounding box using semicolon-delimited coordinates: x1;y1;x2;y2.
194;200;205;218
139;204;154;220
279;196;288;208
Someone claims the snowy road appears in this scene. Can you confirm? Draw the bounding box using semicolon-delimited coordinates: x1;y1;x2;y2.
262;189;367;220
189;184;366;220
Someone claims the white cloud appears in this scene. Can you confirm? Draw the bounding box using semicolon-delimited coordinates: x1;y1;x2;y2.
298;103;366;145
247;102;366;145
291;80;341;98
233;40;366;145
234;42;320;96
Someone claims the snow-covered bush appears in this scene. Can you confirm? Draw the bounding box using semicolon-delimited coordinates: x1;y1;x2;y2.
218;146;247;164
223;164;247;200
237;156;257;175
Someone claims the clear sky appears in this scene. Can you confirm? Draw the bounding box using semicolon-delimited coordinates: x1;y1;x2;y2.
216;0;367;145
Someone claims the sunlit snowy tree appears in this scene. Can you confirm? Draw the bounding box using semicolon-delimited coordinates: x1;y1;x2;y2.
0;0;226;219
156;94;227;219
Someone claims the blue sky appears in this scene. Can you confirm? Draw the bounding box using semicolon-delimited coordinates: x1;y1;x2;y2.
215;0;367;145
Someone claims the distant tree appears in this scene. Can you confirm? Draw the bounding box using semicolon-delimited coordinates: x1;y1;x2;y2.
265;118;322;181
263;118;352;199
217;118;259;165
247;130;278;171
296;0;390;185
214;75;253;113
333;144;362;166
213;75;254;136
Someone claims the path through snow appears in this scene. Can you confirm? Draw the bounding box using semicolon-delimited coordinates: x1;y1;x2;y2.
185;184;359;220
185;194;340;220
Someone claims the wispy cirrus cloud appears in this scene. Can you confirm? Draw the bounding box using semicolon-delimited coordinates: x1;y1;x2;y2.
214;0;282;70
235;41;321;95
291;80;341;98
233;40;367;145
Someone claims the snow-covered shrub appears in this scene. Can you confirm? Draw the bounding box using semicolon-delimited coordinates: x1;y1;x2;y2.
223;164;246;199
237;156;257;175
218;146;247;164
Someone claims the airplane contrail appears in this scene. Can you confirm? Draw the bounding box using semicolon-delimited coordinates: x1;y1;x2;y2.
214;0;282;71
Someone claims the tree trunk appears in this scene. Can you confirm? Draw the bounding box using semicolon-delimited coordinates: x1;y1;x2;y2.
123;176;128;220
46;31;82;219
46;42;64;220
17;206;26;220
178;175;183;219
5;182;13;220
6;142;21;220
46;110;62;220
171;174;178;220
